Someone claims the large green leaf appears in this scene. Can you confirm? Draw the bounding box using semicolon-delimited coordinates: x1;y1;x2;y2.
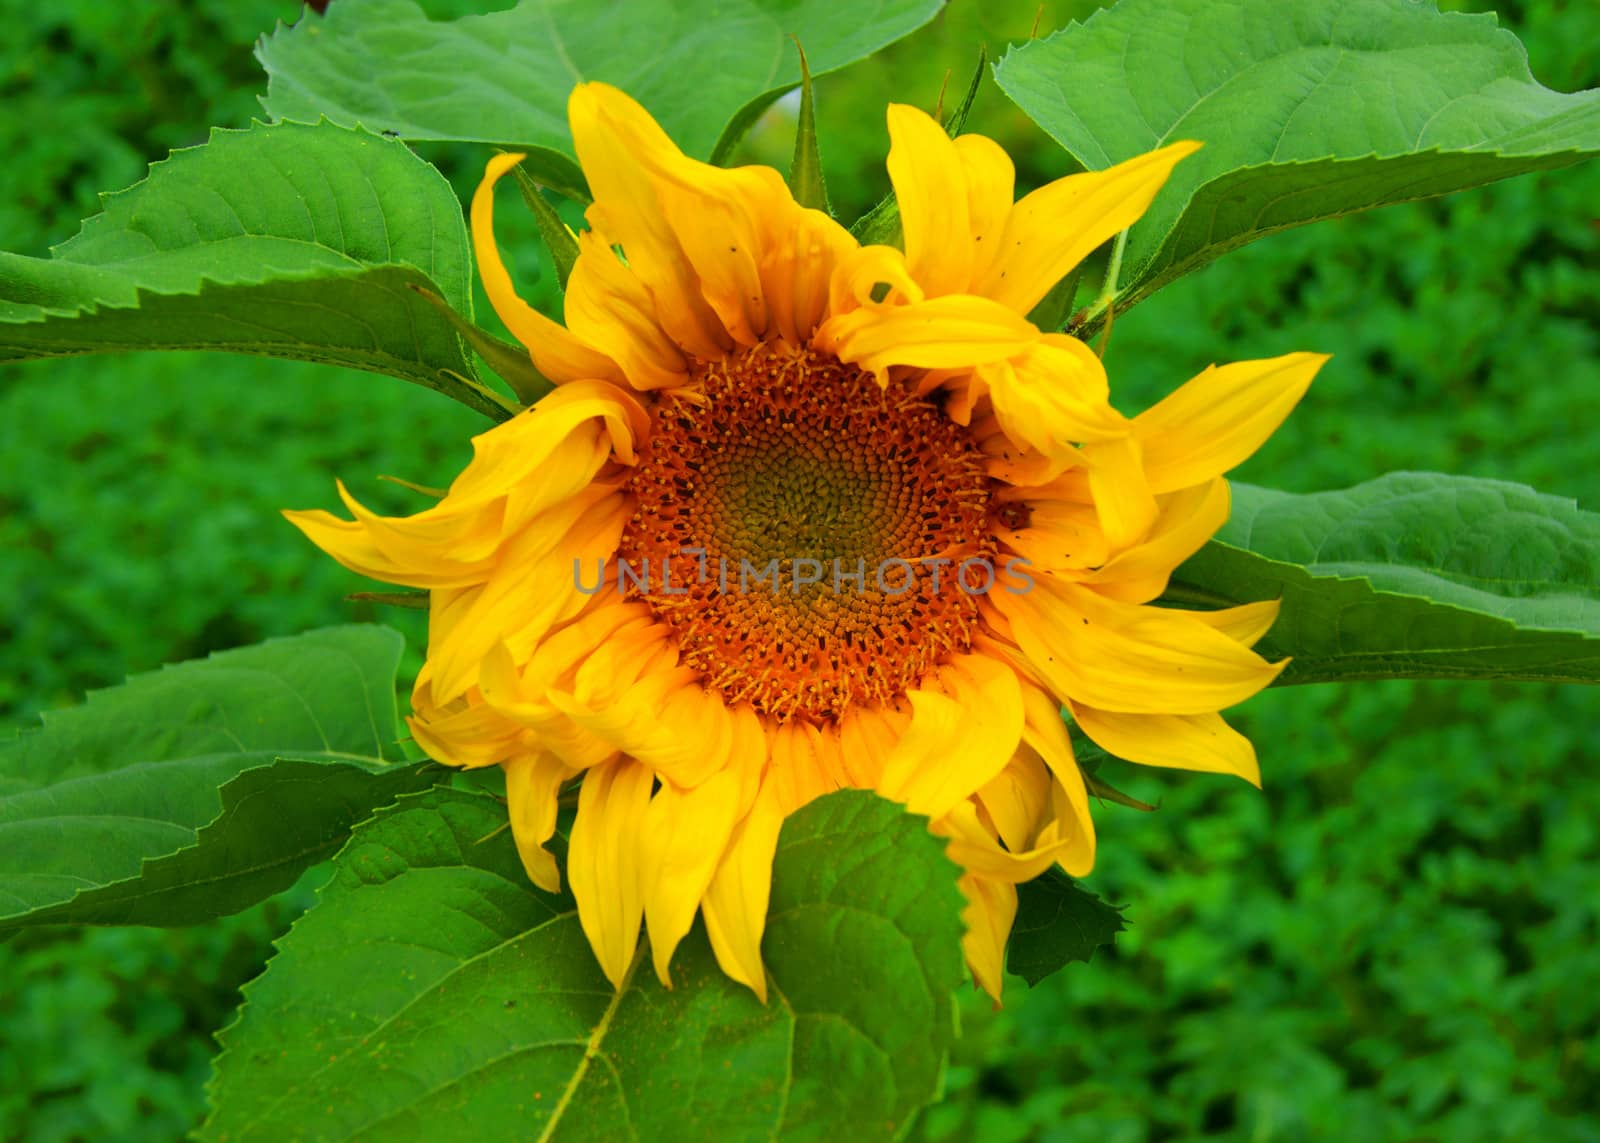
0;626;435;928
1172;474;1600;685
995;0;1600;324
257;0;945;197
1007;871;1125;987
0;121;508;418
202;787;966;1141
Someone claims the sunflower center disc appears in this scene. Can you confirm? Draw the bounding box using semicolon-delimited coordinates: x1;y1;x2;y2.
618;341;995;722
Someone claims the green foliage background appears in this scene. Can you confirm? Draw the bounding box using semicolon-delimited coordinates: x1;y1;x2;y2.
1;0;1596;1139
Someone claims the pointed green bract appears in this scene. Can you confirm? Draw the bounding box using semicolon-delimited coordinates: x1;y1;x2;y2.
0;627;435;929
409;283;550;407
258;0;944;198
996;0;1600;327
787;44;829;213
1173;474;1600;685
510;162;581;293
201;788;966;1141
0;121;497;416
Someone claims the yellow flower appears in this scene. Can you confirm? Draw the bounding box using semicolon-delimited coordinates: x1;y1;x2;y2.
286;84;1325;1001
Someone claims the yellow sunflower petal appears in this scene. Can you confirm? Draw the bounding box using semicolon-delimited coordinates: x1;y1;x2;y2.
555;658;739;791
503;751;573;893
568;758;655;988
1137;352;1328;493
702;778;784;1002
958;871;1016;1003
427;487;631;703
878;655;1024;820
767;721;839;814
1083;433;1159;550
1018;681;1096;877
406;671;524;770
884;104;1016;297
975;753;1051;855
1070;703;1261;786
1083;477;1231;601
564;229;688;391
641;766;746;987
471;152;623;384
996;495;1109;573
477;635;622;773
567;83;735;357
953;133;1019;287
984;335;1130;458
1190;599;1282;648
837;704;909;789
282;380;644;588
823;292;1040;391
761;207;858;345
940;799;1077;884
994;579;1285;716
823;243;925;323
977;141;1202;315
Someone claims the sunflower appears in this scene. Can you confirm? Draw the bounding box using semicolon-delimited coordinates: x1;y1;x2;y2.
286;83;1324;1001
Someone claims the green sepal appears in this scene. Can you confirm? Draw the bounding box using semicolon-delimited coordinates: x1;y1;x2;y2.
1084;771;1157;812
508;159;580;292
849;193;903;248
787;40;830;213
406;284;550;409
940;43;986;136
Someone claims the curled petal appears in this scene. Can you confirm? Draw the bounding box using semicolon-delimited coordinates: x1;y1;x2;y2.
976;754;1051;854
282;381;645;588
471;152;624;384
823;244;925;325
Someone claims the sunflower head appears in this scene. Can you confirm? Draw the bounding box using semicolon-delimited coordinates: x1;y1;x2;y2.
286;82;1324;1001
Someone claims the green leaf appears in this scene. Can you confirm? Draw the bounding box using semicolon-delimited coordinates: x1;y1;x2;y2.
0;120;512;420
1172;473;1600;685
203;788;966;1141
0;626;435;929
995;0;1600;326
258;0;944;198
1007;871;1125;987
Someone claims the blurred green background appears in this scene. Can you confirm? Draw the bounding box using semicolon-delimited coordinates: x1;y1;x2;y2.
1;0;1596;1139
